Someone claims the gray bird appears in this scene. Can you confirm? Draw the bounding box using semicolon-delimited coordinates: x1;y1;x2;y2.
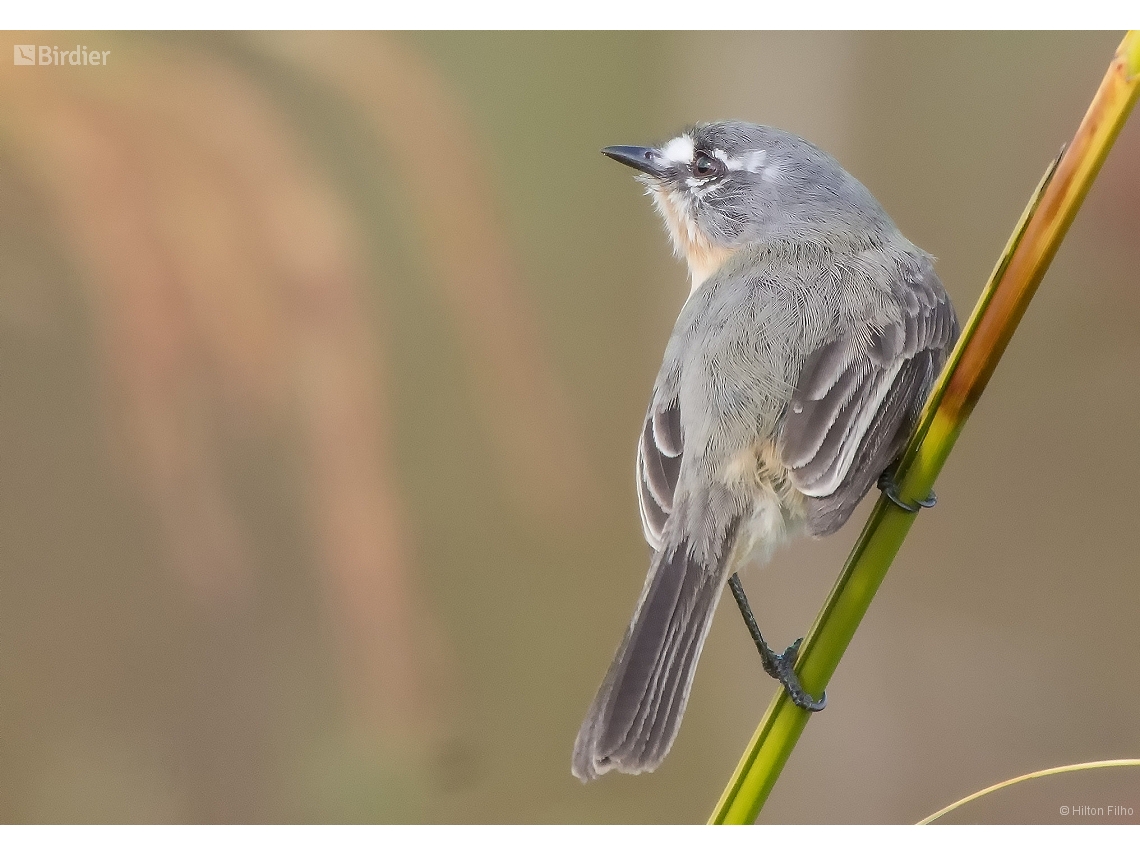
572;121;958;782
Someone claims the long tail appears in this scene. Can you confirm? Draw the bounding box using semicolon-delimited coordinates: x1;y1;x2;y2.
572;523;739;781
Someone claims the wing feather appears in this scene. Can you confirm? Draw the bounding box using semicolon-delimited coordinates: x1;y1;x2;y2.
637;396;683;550
780;267;958;535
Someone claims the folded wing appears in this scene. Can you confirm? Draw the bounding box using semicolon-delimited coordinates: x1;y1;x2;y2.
779;268;959;536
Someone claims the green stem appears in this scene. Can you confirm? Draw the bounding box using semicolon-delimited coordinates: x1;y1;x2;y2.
710;31;1140;825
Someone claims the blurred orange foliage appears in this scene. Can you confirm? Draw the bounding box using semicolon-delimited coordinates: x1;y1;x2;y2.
0;32;598;760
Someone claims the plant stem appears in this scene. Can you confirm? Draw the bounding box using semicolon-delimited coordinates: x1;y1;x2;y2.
919;759;1140;824
710;30;1140;826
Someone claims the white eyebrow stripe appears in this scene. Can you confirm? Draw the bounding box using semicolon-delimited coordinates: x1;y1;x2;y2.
660;134;694;164
743;149;768;172
711;147;750;171
722;149;769;173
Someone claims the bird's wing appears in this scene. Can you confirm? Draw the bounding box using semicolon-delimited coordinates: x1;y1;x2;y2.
636;396;683;551
779;267;959;536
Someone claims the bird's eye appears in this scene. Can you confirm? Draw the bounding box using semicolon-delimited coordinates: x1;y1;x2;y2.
692;152;721;178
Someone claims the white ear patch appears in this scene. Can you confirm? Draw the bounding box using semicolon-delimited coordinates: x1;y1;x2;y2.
659;134;694;165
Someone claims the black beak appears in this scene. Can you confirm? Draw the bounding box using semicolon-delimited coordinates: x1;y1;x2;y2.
601;145;667;178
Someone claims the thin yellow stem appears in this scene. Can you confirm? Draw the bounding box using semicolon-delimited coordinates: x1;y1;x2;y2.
919;759;1140;824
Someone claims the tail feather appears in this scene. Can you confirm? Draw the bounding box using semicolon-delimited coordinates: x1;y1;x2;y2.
572;521;738;781
646;577;716;762
619;569;700;764
598;542;690;755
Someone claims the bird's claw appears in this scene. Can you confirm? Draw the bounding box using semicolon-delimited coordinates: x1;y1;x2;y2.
773;638;827;712
878;470;936;513
728;574;826;713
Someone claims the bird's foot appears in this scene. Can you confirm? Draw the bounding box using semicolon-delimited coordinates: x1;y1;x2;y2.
770;638;827;712
727;574;826;713
877;470;936;513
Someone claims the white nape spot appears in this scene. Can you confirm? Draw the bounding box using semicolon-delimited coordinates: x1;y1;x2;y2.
761;160;780;183
659;134;694;164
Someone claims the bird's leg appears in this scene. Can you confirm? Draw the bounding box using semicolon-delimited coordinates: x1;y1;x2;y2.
727;573;782;679
727;574;826;712
877;467;937;513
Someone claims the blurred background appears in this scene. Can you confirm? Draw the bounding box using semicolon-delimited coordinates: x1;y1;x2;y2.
0;31;1138;824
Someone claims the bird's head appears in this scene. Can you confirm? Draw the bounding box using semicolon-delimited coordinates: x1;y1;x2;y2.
603;121;891;290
